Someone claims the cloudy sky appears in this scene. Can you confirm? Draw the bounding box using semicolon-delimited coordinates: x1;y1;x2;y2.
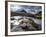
10;4;42;14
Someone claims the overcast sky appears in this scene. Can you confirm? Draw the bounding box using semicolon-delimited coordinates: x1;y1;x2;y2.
10;4;42;14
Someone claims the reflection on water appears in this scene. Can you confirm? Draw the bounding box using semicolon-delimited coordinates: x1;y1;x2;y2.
11;16;42;32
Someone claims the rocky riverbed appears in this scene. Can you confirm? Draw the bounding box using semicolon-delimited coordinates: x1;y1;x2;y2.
11;16;42;32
